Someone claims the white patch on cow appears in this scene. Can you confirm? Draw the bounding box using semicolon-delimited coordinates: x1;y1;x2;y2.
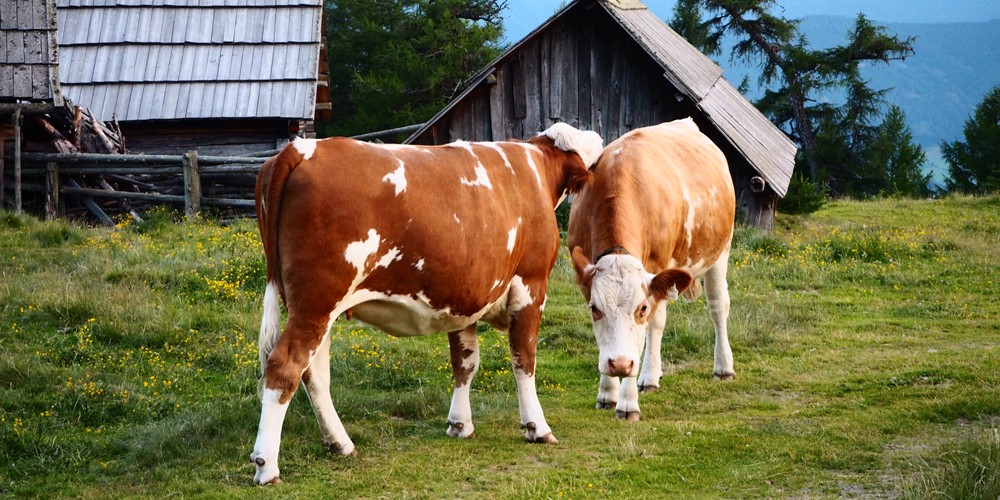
490;279;503;291
453;214;461;224
344;229;381;270
682;184;696;248
518;144;544;188
539;122;604;167
613;147;623;156
251;387;291;484
341;229;381;300
461;163;493;189
292;137;319;160
506;275;534;316
382;160;407;196
376;247;402;269
512;368;553;442
415;258;425;271
449;140;476;155
483;143;514;171
507;225;518;253
589;254;650;377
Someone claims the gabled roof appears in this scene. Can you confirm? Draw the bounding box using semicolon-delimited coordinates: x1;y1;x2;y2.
56;0;322;122
407;0;796;197
1;0;63;105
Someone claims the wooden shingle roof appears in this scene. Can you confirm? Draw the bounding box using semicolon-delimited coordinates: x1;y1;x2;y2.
407;0;796;197
1;0;63;105
56;0;322;121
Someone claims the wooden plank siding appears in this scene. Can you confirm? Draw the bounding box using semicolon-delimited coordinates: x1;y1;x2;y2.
407;0;796;228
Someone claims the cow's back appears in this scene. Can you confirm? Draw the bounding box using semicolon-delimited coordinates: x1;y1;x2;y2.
568;119;735;277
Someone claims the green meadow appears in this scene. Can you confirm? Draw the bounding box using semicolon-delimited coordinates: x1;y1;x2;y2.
1;195;998;498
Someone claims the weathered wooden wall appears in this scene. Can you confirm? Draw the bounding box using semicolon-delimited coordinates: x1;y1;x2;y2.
410;6;779;228
117;119;291;156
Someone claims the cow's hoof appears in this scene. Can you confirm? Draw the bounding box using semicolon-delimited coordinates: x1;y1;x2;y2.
638;384;659;393
714;372;736;381
251;454;281;485
596;400;617;410
529;432;559;444
615;410;641;421
446;420;476;439
522;422;558;444
322;439;356;456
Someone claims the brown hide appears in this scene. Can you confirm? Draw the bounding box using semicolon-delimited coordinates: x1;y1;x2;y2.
567;119;735;278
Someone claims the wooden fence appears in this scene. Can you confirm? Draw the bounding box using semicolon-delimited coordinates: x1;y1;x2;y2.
7;150;269;224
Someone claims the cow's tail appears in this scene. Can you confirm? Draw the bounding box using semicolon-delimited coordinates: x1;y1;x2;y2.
255;142;306;397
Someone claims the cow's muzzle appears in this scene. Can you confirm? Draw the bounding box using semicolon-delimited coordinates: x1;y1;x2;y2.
605;356;635;377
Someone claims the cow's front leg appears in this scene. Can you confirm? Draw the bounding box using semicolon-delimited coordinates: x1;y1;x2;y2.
615;376;641;421
302;330;355;455
446;324;480;438
596;374;620;409
507;303;557;444
638;302;669;392
251;316;327;485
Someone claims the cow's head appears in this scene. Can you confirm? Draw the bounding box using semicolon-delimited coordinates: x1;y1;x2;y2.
571;247;692;377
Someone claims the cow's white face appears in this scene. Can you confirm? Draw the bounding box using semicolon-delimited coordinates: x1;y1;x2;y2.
571;248;692;377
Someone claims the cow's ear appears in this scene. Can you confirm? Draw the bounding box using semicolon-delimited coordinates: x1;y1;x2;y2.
648;269;693;302
571;247;595;290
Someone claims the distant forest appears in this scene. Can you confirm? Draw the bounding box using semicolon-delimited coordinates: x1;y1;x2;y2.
722;16;1000;150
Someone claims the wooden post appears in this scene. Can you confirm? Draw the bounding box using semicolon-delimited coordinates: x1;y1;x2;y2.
182;150;201;218
45;161;60;220
1;122;5;208
14;109;23;213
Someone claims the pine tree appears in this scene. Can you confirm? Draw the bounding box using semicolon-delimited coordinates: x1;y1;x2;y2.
324;0;505;138
942;85;1000;194
869;106;931;197
670;2;916;198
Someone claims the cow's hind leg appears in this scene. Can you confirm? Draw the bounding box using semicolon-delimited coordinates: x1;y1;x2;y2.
302;329;355;455
638;301;669;392
705;248;734;379
507;302;557;444
251;314;332;485
446;324;480;438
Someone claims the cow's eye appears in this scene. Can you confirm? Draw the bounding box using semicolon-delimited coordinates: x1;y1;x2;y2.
636;303;649;321
590;304;604;321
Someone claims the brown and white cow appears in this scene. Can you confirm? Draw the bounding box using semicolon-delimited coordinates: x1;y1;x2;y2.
567;118;736;421
250;123;603;484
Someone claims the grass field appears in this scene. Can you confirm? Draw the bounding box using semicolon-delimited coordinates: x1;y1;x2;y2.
1;196;998;498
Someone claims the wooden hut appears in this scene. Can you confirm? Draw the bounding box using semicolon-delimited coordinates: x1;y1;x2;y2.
55;0;329;156
406;0;796;229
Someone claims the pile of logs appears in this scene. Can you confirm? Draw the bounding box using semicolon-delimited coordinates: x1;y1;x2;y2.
22;102;125;155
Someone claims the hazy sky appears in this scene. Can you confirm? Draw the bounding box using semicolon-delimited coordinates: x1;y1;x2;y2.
503;0;1000;43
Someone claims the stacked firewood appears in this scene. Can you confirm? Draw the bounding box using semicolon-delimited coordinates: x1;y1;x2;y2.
23;101;125;155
